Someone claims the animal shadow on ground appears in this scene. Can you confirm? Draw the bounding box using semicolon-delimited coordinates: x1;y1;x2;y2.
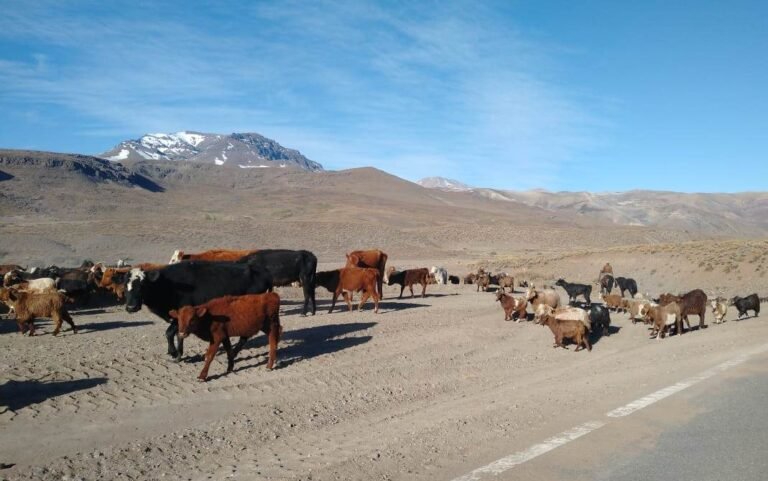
0;318;59;336
79;320;154;333
0;377;107;412
221;322;376;374
590;325;621;346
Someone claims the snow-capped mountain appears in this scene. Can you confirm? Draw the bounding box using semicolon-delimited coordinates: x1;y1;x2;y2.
416;176;472;191
100;131;323;171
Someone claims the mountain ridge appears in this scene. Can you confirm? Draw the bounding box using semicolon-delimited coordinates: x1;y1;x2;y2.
100;131;323;171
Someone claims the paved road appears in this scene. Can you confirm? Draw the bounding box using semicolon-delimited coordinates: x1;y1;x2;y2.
477;351;768;481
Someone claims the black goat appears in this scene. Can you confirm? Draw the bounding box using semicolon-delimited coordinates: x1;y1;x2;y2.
615;277;638;298
732;294;760;319
555;278;592;306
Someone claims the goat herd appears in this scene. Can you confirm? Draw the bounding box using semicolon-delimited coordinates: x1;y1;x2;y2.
0;253;763;381
488;262;762;353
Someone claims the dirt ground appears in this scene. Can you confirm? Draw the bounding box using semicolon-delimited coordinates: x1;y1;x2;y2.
2;277;767;481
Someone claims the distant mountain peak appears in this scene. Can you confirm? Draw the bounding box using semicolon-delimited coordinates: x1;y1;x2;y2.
100;131;322;171
417;176;472;191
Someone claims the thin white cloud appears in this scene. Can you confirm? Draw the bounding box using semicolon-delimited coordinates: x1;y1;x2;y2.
0;0;605;188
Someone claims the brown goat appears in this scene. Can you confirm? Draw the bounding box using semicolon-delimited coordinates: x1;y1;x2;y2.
0;288;76;336
169;293;281;381
659;289;708;329
645;302;684;339
497;275;515;293
476;273;491;292
538;313;591;351
496;291;528;321
602;293;625;312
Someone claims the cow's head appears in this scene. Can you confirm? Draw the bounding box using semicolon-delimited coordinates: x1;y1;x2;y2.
169;306;206;338
125;268;158;313
169;250;184;264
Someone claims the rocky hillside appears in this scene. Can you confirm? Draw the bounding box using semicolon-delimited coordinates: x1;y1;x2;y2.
419;179;768;236
100;131;323;171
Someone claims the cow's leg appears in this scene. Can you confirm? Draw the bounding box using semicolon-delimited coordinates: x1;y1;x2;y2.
329;290;339;314
198;340;220;381
222;336;235;373
409;284;415;298
343;291;353;312
421;281;426;298
372;288;380;313
301;280;311;316
232;336;249;358
357;290;370;312
267;319;280;370
378;270;384;301
399;285;405;299
165;321;179;359
176;332;185;360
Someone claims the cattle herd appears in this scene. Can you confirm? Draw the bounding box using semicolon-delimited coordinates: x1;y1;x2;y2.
0;255;763;381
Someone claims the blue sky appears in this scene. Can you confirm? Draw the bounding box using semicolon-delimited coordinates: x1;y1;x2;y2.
0;0;766;192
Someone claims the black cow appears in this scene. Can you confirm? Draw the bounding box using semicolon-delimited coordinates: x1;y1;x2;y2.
732;294;760;319
589;304;611;337
555;278;592;306
124;261;273;361
448;275;460;285
599;275;615;295
238;249;317;315
615;277;638;298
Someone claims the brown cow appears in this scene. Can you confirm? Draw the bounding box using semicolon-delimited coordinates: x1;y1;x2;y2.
169;249;258;264
496;291;528;321
345;250;388;300
0;287;76;336
315;267;380;313
387;268;429;298
169;293;281;381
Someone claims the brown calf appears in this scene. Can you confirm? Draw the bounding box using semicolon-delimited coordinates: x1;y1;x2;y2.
496;291;528;321
345;249;388;300
0;288;76;336
387;268;429;298
169;293;281;381
315;267;380;313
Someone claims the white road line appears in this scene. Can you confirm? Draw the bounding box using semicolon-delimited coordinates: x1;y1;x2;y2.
450;421;606;481
450;344;768;480
608;344;768;418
